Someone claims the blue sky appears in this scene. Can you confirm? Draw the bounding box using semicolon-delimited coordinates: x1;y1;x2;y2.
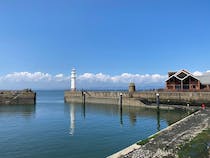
0;0;210;89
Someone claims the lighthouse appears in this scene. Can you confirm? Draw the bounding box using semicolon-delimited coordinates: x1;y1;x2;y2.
71;68;76;91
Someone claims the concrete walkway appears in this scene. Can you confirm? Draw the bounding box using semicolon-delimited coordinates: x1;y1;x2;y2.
108;108;210;158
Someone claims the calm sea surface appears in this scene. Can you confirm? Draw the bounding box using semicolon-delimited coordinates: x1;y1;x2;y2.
0;90;189;158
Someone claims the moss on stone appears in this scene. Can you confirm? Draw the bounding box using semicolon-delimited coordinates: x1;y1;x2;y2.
178;128;210;158
136;134;159;146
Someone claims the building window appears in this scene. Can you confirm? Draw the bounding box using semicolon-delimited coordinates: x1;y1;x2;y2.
183;85;189;89
167;86;173;89
177;72;187;79
175;85;181;90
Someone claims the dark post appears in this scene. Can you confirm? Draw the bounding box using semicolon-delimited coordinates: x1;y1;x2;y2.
81;91;86;118
119;93;123;126
83;92;86;105
34;92;36;104
120;106;123;126
120;93;123;110
156;93;160;111
156;93;160;130
157;110;160;131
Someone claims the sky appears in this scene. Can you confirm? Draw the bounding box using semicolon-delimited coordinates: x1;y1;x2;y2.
0;0;210;90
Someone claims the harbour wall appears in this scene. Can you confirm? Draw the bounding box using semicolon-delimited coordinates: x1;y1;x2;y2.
64;91;145;107
64;91;210;106
136;91;210;106
0;90;36;105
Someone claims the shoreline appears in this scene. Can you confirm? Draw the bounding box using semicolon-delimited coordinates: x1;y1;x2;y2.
108;108;210;158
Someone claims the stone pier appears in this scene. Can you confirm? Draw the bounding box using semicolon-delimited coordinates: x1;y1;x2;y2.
0;89;36;105
64;90;210;108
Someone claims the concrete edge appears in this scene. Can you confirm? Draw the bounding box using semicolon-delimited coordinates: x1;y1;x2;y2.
107;144;140;158
107;109;201;158
147;109;200;138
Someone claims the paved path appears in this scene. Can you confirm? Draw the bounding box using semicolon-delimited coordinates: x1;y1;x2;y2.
109;109;210;158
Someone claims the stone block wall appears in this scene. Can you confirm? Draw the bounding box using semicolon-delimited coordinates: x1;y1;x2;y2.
64;91;144;107
65;91;210;106
0;90;36;105
134;91;210;106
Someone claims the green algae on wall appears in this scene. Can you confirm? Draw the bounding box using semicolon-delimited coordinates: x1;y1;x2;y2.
178;129;210;158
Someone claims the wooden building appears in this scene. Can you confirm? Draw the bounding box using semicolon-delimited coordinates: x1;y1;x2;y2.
166;70;210;91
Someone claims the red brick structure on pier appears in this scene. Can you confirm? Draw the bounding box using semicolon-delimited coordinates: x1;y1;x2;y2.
166;70;210;91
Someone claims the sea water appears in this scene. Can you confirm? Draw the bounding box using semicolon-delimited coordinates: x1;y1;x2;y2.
0;90;189;158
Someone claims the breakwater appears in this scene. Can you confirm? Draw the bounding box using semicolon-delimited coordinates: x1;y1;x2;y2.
136;91;210;106
64;91;210;107
0;89;36;105
64;91;145;107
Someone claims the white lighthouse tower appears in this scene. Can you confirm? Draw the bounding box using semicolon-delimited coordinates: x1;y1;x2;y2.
71;68;76;91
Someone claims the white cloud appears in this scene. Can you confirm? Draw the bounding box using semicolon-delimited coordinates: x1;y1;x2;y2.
78;73;111;82
77;72;167;90
193;70;210;76
1;72;52;82
55;74;64;78
0;71;167;90
78;72;166;84
2;70;210;90
193;71;203;76
0;72;69;89
54;73;69;81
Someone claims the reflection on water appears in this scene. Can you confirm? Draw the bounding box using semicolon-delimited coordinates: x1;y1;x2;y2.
70;104;75;135
0;91;190;158
67;103;189;135
157;110;160;131
0;104;35;117
120;107;123;126
82;103;86;119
